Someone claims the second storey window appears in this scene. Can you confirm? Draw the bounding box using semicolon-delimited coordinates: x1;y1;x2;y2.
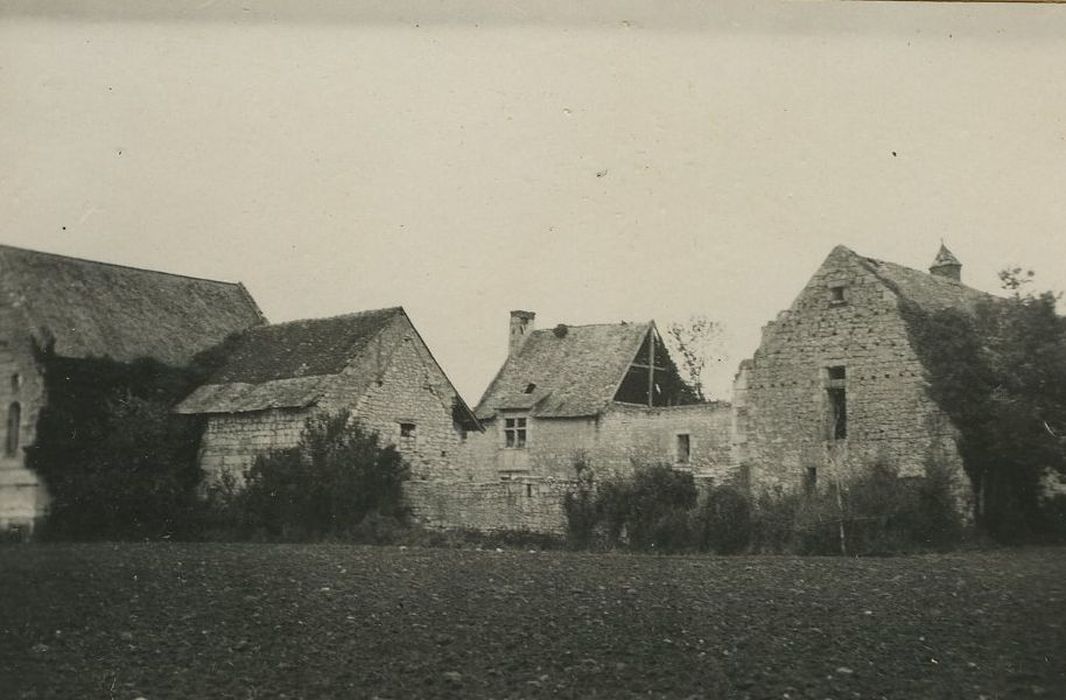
504;416;528;448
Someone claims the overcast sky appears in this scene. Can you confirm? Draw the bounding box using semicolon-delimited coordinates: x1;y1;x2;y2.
3;1;1066;402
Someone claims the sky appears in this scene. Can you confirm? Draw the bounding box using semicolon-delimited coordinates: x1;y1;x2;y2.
2;1;1066;403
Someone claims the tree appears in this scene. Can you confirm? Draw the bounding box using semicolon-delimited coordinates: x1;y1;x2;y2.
240;411;410;538
903;269;1066;539
664;315;725;402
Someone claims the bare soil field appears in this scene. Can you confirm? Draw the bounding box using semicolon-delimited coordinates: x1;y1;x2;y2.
1;543;1063;699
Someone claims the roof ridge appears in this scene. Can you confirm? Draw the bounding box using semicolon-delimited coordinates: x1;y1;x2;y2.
0;243;247;287
250;306;403;331
531;320;651;332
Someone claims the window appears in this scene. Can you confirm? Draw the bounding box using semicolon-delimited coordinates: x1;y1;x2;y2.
829;285;846;305
5;402;20;457
676;433;691;465
524;383;537;394
399;422;416;440
826;366;847;440
827;388;847;439
504;416;527;448
803;466;818;494
10;374;20;394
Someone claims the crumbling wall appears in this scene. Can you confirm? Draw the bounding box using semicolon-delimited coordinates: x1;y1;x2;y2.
734;247;968;504
405;479;570;534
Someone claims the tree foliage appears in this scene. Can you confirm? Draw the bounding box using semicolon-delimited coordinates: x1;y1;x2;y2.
237;411;410;538
27;353;207;539
902;272;1066;540
664;315;725;402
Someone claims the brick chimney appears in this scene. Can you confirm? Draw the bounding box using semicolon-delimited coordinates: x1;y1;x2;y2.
929;243;962;282
509;310;535;356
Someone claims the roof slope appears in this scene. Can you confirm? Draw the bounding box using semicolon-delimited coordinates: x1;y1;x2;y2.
475;322;650;419
0;244;264;366
851;250;989;312
176;307;403;414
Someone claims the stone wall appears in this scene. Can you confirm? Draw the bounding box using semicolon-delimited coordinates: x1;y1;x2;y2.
198;313;470;483
405;479;570;534
199;407;308;481
733;246;970;508
0;297;48;532
459;402;733;482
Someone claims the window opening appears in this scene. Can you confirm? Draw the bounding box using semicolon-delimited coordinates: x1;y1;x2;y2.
676;433;691;465
803;466;818;494
504;417;527;448
5;402;20;457
399;422;416;439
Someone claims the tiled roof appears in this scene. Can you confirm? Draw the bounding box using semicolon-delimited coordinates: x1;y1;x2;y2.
0;244;264;366
475;322;651;419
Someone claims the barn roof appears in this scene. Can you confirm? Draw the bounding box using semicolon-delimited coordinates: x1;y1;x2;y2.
0;244;264;366
474;322;652;419
849;248;989;312
176;307;403;414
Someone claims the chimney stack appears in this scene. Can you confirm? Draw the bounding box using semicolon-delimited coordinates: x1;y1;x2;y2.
509;310;535;356
929;243;962;282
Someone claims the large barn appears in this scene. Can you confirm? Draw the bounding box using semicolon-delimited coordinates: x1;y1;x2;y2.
0;244;265;533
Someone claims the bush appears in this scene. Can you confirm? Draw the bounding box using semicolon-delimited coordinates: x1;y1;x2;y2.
749;457;966;556
28;354;206;540
237;411;410;539
562;454;599;549
696;485;752;554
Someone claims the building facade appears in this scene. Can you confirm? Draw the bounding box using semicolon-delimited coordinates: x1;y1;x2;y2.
177;307;480;483
732;244;980;511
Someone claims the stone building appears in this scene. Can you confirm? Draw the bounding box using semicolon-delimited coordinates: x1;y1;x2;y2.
176;307;480;482
464;311;733;482
0;244;265;532
732;244;985;511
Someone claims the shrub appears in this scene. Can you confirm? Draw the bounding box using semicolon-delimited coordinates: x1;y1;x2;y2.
562;454;600;549
28;354;206;540
696;485;752;554
238;411;410;539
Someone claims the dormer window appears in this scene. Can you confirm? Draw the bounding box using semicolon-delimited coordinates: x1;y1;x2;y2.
829;285;846;305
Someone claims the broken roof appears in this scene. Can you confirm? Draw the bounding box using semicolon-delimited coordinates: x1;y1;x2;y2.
475;321;652;419
0;244;264;366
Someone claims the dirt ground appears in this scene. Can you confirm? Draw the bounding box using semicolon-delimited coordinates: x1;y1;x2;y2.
1;543;1063;699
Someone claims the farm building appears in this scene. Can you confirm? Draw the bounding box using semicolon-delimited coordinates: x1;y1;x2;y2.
463;311;733;482
176;307;481;483
0;244;265;533
732;244;984;513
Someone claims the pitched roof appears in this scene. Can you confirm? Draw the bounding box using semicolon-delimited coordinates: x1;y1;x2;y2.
176;307;403;414
0;244;264;366
475;322;651;419
851;249;989;312
930;243;961;269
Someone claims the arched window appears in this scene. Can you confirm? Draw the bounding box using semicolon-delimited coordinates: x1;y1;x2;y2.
6;402;20;457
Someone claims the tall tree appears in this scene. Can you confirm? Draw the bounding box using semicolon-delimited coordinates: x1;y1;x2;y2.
664;315;725;402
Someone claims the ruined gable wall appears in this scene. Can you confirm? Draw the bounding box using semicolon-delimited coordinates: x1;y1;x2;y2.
735;248;966;496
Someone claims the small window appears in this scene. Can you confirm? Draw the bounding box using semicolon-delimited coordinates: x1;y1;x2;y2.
676;433;691;465
399;422;416;439
803;466;818;494
828;366;846;381
524;383;537;394
504;417;527;448
827;387;847;439
829;285;846;304
526;483;533;498
10;374;20;394
5;402;20;457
